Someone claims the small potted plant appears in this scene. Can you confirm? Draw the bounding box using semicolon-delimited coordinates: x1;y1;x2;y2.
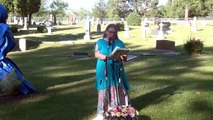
184;38;204;56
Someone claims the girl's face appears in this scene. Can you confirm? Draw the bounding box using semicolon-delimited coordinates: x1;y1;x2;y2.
106;27;117;40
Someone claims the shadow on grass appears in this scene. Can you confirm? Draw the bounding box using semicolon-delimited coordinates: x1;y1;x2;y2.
52;26;81;33
25;32;85;41
12;39;42;51
1;43;212;120
132;85;178;111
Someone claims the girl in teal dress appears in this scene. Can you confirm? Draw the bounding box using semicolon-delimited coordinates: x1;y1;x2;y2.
93;24;131;120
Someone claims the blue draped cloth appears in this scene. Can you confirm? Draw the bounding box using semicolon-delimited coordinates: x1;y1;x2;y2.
0;4;36;95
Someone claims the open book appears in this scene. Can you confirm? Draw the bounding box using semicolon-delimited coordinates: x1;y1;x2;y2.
110;47;131;59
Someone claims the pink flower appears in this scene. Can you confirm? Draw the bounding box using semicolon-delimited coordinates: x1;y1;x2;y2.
104;105;139;119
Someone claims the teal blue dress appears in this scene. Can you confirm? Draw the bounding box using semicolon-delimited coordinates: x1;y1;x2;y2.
95;38;130;91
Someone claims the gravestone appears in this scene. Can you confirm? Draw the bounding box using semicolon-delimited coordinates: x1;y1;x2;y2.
150;30;159;37
141;18;149;38
73;52;89;57
13;16;18;24
202;20;207;27
157;22;165;40
155;40;175;51
23;17;28;30
84;17;91;40
157;22;171;34
192;17;197;32
19;18;23;25
124;21;130;39
47;27;52;35
97;24;101;33
124;26;130;39
96;18;100;25
19;39;26;51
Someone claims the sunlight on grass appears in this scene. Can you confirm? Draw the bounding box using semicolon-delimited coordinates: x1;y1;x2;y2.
47;80;94;96
1;24;212;120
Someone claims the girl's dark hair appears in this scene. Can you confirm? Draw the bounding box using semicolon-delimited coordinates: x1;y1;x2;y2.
103;24;119;39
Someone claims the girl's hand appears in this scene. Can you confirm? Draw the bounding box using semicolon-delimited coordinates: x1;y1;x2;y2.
120;55;127;62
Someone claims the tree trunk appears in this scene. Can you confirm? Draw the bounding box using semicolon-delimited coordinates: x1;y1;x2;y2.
28;14;32;26
53;14;57;25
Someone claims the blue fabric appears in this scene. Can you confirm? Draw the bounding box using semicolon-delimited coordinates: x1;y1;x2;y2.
95;38;130;91
0;4;36;95
0;4;8;23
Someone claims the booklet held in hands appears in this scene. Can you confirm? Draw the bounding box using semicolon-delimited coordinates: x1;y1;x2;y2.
110;47;131;59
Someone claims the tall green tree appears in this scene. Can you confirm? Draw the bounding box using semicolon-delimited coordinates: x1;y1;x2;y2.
161;0;211;18
107;0;120;18
0;0;14;12
92;0;107;19
145;0;162;17
48;0;68;24
205;0;213;16
33;0;48;17
72;8;91;20
13;0;41;25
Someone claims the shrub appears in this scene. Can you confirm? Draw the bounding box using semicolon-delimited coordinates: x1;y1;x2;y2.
37;25;47;33
126;12;141;26
184;38;204;55
116;23;124;31
10;25;18;33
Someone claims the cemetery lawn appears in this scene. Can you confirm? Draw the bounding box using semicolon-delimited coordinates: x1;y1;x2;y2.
0;24;212;120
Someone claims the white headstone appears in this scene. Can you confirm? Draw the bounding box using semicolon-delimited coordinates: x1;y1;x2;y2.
96;18;100;25
157;22;165;40
47;27;52;35
23;17;28;30
192;17;197;32
19;39;26;51
124;26;130;39
202;20;206;27
84;18;91;40
49;14;53;22
19;18;23;25
142;22;146;38
13;16;18;24
124;21;130;39
141;18;148;38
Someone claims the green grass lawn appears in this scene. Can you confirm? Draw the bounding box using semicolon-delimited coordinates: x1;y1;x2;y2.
0;24;212;120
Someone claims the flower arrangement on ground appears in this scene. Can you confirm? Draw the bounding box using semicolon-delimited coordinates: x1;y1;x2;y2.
184;38;204;55
104;105;139;120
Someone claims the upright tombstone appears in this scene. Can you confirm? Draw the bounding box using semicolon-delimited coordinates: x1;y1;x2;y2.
157;22;165;40
97;23;101;33
19;18;23;26
192;17;197;32
47;27;52;35
124;21;130;39
91;17;95;25
96;18;100;25
49;14;53;23
202;20;207;27
84;17;91;40
155;40;175;52
13;16;18;24
23;17;28;30
19;38;26;52
121;18;125;24
141;18;148;38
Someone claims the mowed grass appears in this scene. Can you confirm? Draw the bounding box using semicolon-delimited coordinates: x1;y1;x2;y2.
0;23;212;120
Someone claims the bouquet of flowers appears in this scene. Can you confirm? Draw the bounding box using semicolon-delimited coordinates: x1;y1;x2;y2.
104;105;139;120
